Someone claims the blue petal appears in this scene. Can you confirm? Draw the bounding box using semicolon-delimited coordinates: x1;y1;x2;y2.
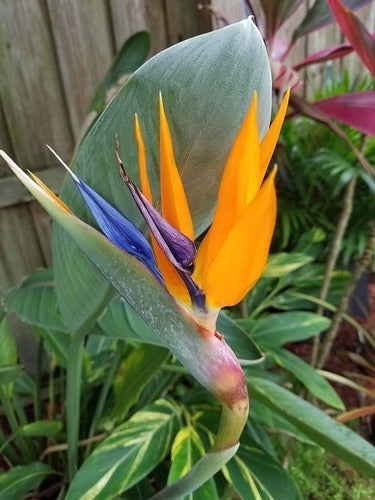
75;180;163;281
46;145;162;282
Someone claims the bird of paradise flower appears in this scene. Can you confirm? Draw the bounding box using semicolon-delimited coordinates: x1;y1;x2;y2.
0;88;289;498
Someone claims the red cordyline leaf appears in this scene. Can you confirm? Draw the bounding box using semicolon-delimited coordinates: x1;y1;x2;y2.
294;32;375;70
293;42;353;70
328;0;375;75
314;91;375;136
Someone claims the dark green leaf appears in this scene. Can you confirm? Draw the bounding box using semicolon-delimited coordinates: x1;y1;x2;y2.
91;31;150;113
247;377;375;478
217;312;262;362
0;365;23;385
269;347;344;410
0;318;17;397
20;420;63;438
250;312;330;347
4;268;66;332
111;344;169;422
0;462;53;500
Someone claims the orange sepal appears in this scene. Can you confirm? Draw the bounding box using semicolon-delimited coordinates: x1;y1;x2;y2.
202;167;278;309
159;93;194;239
260;88;290;175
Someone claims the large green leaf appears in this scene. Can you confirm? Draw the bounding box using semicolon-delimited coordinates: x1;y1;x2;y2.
249;312;330;347
4;268;66;332
168;426;219;500
247;377;375;478
262;252;313;279
53;19;272;331
0;462;53;500
90;31;150;113
66;399;180;500
111;344;169;423
269;347;344;410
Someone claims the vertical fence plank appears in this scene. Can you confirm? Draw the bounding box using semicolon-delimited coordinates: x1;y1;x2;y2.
210;0;244;29
46;0;115;140
0;0;74;169
163;0;211;45
0;205;45;294
110;0;168;55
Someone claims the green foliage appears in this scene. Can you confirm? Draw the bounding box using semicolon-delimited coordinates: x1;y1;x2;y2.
281;440;375;500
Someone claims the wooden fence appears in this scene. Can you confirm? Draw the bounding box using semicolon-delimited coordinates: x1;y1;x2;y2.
1;0;375;297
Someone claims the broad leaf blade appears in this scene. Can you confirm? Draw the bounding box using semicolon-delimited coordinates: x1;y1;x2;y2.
4;268;66;332
314;91;375;136
111;344;169;423
250;312;330;347
0;462;53;500
66;399;180;500
247;377;375;478
90;31;150;113
53;19;272;331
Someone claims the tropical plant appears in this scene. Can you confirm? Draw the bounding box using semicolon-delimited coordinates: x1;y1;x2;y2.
1;14;375;500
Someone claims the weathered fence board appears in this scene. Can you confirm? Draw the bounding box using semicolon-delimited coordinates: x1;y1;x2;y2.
46;0;115;139
0;0;74;169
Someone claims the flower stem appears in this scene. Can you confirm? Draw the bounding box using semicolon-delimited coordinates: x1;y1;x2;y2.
66;329;86;480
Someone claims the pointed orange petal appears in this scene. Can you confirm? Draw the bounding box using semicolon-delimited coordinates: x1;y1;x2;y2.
152;238;191;305
202;167;277;308
28;172;72;213
135;110;191;304
135;113;153;202
198;92;261;276
159;93;194;239
260;88;290;175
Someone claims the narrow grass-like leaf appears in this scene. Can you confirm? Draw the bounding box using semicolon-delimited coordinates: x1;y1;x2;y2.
269;347;344;410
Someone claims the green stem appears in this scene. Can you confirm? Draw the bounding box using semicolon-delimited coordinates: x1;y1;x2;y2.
34;338;43;422
0;425;20;464
0;387;31;461
151;400;247;499
66;329;86;480
84;340;124;460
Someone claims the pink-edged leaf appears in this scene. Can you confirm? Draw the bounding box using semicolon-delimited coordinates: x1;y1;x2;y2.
293;0;372;40
328;0;375;75
269;36;292;62
272;61;302;93
293;42;354;70
314;91;375;136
